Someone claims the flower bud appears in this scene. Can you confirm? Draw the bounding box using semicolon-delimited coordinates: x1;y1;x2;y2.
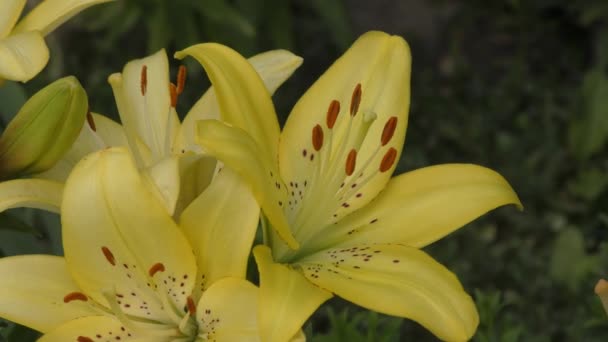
0;76;88;178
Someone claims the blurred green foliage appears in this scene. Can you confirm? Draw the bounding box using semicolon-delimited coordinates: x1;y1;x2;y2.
3;0;608;340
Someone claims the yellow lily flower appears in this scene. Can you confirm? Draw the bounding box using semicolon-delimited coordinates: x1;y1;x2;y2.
0;0;113;82
177;31;523;341
0;147;305;341
0;47;303;217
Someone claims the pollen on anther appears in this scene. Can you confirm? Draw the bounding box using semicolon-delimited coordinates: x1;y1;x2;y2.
350;83;362;116
64;292;88;303
381;117;398;146
312;125;324;151
326;100;340;128
148;262;166;277
101;246;116;266
177;65;187;95
140;65;148;96
169;83;178;108
345;149;357;176
86;110;96;132
379;147;397;172
187;296;196;315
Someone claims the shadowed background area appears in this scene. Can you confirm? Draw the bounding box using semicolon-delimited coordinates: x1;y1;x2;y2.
1;0;608;340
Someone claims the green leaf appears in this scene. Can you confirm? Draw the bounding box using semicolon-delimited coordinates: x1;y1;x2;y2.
309;0;353;50
550;228;598;291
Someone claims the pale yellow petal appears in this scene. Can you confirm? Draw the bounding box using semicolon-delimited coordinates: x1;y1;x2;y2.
36;113;129;182
253;246;332;342
62;147;197;320
175;43;280;163
0;0;25;39
176;49;302;151
13;0;114;36
196;120;298;249
317;164;522;250
38;316;160;342
174;153;216;216
299;244;478;342
0;255;97;333
143;156;180;215
180;167;259;296
0;31;49;82
196;278;260;341
0;179;62;213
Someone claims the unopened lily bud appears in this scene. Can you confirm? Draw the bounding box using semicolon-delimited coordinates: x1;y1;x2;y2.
595;279;608;316
0;76;88;178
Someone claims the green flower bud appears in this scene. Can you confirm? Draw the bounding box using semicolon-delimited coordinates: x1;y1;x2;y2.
0;76;88;179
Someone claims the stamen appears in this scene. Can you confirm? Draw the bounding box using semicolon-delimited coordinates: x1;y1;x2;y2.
326;100;340;129
381;117;398;146
345;149;357;176
64;292;88;303
350;83;362;116
101;246;116;266
379;147;397;172
86;110;96;132
148;263;166;277
140;65;148;96
170;83;178;108
176;66;187;95
312;125;324;151
186;296;196;315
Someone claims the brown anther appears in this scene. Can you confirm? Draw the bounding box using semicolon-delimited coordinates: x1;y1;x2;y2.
64;292;88;303
77;337;94;342
169;83;178;108
312;124;324;151
326;100;340;129
101;246;116;266
86;110;96;132
381;116;398;146
140;65;148;96
350;83;362;116
186;296;196;315
148;262;165;277
345;149;357;176
379;147;397;172
177;65;187;95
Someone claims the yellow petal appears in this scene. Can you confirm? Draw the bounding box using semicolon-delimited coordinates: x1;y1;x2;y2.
175;43;280;163
62;147;197;319
108;49;174;164
176;49;302;152
0;255;97;333
0;179;62;213
278;31;411;221
299;244;478;342
0;0;25;39
253;245;332;342
0;31;49;82
174;153;216;216
196;120;298;249
317;164;522;250
196;278;260;341
143;156;180;216
180;167;259;296
12;0;114;36
36;113;129;182
38;316;159;342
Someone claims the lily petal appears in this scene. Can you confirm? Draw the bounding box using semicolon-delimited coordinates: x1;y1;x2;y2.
0;179;62;213
176;49;302;152
0;31;49;82
62;147;197;318
318;164;522;250
0;0;25;39
0;255;97;333
175;43;280;163
174;153;216;216
12;0;114;36
180;167;259;297
196;120;298;249
38;316;160;342
253;246;332;342
299;244;478;342
196;278;260;341
143;156;180;216
36;113;129;182
278;31;411;221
